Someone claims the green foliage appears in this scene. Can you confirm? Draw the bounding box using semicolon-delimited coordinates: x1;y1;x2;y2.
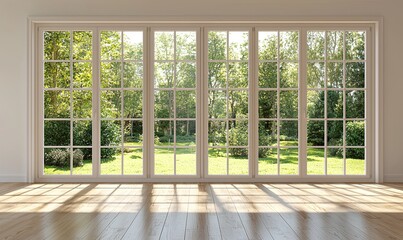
44;149;84;167
346;121;365;159
228;121;248;156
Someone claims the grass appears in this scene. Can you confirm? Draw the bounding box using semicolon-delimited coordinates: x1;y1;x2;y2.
44;141;365;176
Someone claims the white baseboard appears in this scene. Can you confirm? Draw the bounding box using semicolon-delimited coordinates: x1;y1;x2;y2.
0;175;27;182
384;174;403;183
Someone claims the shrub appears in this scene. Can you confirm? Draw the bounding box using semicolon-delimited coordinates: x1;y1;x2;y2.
45;149;84;167
346;121;365;159
73;149;84;167
45;149;70;167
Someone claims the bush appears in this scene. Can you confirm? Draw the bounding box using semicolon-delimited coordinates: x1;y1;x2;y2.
73;149;84;167
44;120;121;160
45;149;84;167
346;121;365;159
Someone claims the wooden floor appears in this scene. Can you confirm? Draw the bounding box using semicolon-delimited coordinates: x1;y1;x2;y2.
0;183;403;240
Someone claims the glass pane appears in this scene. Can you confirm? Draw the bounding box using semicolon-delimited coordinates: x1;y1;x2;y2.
346;62;365;88
176;91;196;118
346;121;365;146
44;62;70;88
258;148;277;175
279;148;298;175
176;148;196;175
44;31;70;60
154;62;174;88
100;148;121;175
327;62;343;88
124;120;143;147
326;31;343;60
100;31;121;60
307;62;324;88
228;91;248;118
229;31;248;60
100;90;121;118
279;62;298;88
124;91;143;118
208;90;226;119
208;121;227;146
73;120;92;146
258;91;277;118
208;31;227;60
208;62;226;88
123;148;143;175
155;148;174;175
327;120;343;146
73;31;92;60
100;62;121;88
176;31;197;60
346;91;365;118
307;120;324;146
307;90;324;118
73;62;92;88
228;62;248;88
123;62;143;88
258;121;277;147
327;90;343;118
346;31;365;60
100;121;121;146
346;148;365;175
154;121;174;146
208;148;227;175
154;90;174;118
279;31;298;60
73;90;92;118
307;148;325;175
258;62;277;88
176;120;196;146
44;148;70;175
228;120;248;146
155;31;174;60
307;31;325;60
327;148;344;175
258;31;277;60
229;149;248;175
44;121;70;146
44;90;70;118
176;62;196;88
279;121;298;146
72;148;92;175
123;31;143;60
280;90;298;118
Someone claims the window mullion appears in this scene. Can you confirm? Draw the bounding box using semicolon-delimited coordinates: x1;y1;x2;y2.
299;29;308;177
92;27;101;177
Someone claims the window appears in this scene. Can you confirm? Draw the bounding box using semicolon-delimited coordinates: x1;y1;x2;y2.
153;30;198;176
38;23;372;181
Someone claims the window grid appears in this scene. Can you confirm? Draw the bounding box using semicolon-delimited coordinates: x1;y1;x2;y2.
306;30;367;176
39;25;371;180
43;30;94;176
153;30;197;176
207;30;250;176
99;30;144;176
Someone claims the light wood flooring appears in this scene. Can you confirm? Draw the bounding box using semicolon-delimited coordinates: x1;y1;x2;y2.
0;183;403;240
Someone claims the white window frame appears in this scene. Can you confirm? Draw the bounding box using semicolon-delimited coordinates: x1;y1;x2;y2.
28;18;382;183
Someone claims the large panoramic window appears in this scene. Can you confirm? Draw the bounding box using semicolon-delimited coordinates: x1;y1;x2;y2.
39;24;370;180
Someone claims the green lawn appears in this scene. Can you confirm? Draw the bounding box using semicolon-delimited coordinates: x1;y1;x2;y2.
44;142;365;176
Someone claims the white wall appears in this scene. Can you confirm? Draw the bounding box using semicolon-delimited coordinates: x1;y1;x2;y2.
0;0;402;182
